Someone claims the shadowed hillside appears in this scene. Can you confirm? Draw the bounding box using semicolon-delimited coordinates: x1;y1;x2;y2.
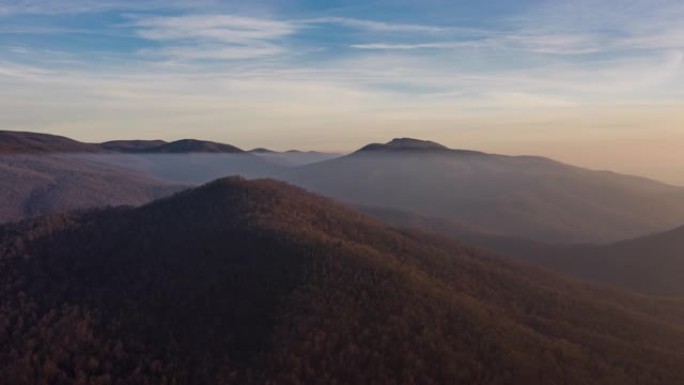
364;206;684;296
486;226;684;297
1;178;684;384
0;155;183;224
285;138;684;243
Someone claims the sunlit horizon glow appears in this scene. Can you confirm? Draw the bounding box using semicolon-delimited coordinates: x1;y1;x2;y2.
1;0;683;184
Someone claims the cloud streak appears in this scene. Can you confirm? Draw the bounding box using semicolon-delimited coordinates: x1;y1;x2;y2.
350;42;476;50
130;14;297;43
303;17;448;33
126;14;298;60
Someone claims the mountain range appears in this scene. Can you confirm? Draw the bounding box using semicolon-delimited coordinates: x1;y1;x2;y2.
0;131;336;220
285;138;684;243
1;131;337;159
3;129;684;297
1;177;683;384
101;139;244;154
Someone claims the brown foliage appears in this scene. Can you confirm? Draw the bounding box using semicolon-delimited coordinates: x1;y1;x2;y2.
1;177;683;384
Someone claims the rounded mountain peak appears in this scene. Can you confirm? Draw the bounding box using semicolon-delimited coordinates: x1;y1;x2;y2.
386;138;448;150
150;139;244;153
358;138;449;152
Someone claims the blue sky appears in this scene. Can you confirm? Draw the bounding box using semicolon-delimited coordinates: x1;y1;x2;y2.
1;0;684;182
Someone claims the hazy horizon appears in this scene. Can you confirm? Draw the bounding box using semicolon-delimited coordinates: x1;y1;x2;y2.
9;128;684;186
1;0;683;184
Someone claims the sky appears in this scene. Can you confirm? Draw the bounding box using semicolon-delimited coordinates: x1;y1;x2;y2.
1;0;683;184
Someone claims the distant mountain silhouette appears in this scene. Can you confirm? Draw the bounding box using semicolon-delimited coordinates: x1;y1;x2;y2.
248;148;341;165
0;131;246;154
100;139;169;153
359;137;462;153
0;131;104;154
135;139;245;153
253;150;341;166
248;147;276;153
1;177;684;384
285;138;684;243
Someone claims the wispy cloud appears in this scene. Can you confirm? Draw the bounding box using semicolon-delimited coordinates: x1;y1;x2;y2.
350;42;475;50
507;0;684;53
130;14;297;42
126;14;456;60
349;29;680;56
304;17;448;33
127;14;298;60
0;61;53;79
347;0;684;55
141;44;285;61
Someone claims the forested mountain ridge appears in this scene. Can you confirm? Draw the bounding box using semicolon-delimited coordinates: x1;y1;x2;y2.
1;177;684;384
0;131;323;225
0;131;105;154
132;139;244;153
285;138;684;243
0;130;246;154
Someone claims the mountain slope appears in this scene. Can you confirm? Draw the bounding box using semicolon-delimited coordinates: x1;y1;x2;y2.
364;206;684;296
285;138;684;243
0;131;104;154
588;226;684;295
1;177;684;384
0;154;183;223
486;225;684;297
